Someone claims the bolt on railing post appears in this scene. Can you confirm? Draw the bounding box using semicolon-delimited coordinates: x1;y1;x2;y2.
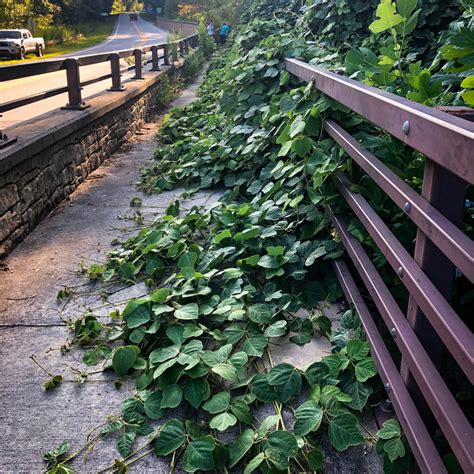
150;45;161;71
163;44;170;66
107;53;125;91
62;58;89;110
133;49;145;80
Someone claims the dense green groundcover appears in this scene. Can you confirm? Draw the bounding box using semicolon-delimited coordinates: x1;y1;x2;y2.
41;1;472;473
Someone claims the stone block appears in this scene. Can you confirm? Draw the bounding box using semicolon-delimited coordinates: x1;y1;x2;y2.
0;183;19;215
0;204;23;241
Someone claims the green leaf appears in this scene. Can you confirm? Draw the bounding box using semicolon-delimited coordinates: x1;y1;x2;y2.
294;400;323;436
267;430;299;458
154;419;185;456
377;419;401;440
267;363;302;403
179;252;198;279
44;375;63;391
144;392;165;420
229;429;254;468
149;344;181;364
346;340;370;361
256;415;279;438
183;439;215;472
150;288;171;303
247;304;275;324
384;437;406;462
264;320;287;337
183;378;209;408
112;346;138;377
292;137;312;158
230;400;253;424
123;302;150;329
244;452;265;474
396;0;416;17
461;76;474;88
328;414;363;451
202;392;230;414
160;384;183;409
355;357;377;382
175;303;199;320
321;385;352;406
209;412;238;431
241;335;268;357
212;363;238;382
369;0;405;34
280;95;296;113
251;374;277;402
340;377;373;411
117;432;136;458
307;448;324;470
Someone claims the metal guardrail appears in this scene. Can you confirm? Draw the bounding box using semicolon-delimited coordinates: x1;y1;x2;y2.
285;58;474;473
0;33;199;148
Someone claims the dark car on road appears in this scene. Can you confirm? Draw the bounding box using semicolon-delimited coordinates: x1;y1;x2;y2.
130;13;138;21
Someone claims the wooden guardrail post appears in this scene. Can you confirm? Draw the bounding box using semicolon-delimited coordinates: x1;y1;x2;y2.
0;124;17;150
150;46;161;72
107;53;125;91
62;58;89;110
163;44;171;66
132;49;145;80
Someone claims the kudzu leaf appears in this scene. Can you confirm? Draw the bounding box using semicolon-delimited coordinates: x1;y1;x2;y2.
251;374;277;402
184;378;209;408
243;452;265;474
183;439;215;473
230;400;253;424
383;437;406;461
144;392;165;420
149;344;180;364
307;448;324;470
294;400;323;436
247;304;274;324
377;419;401;440
112;346;138;377
122;299;150;329
355;357;377;382
212;363;238;382
154;419;185;456
209;412;237;431
328;414;363;451
175;303;199;320
346;340;370;361
229;429;254;467
117;432;136;458
202;392;230;414
267;363;302;403
267;430;298;458
264;320;287;337
150;288;171;303
241;335;268;357
160;384;183;409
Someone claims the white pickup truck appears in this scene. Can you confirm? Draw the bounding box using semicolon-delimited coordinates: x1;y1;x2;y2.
0;29;45;60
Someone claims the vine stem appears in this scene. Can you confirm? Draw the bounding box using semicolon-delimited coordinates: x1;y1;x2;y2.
62;432;105;465
29;354;54;377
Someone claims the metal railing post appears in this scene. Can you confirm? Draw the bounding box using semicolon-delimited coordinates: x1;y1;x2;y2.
133;49;145;80
62;58;89;110
107;53;125;91
163;44;170;66
150;46;161;72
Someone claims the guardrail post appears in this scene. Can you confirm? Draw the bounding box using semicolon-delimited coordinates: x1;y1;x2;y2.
163;44;170;66
179;40;185;58
107;53;125;92
150;46;161;72
184;39;190;55
62;58;89;110
400;109;472;427
133;49;145;80
0;123;17;150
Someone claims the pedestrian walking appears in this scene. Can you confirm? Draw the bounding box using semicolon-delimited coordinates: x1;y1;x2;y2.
206;21;215;37
219;22;231;45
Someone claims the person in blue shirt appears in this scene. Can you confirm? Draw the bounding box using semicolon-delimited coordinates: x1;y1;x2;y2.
219;23;231;44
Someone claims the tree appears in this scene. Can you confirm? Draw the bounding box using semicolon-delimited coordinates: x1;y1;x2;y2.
110;0;126;13
0;0;32;28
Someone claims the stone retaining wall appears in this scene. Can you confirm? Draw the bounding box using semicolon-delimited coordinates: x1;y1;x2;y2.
0;67;180;257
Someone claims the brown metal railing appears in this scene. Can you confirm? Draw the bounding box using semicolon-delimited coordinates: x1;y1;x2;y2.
0;33;198;146
285;58;474;473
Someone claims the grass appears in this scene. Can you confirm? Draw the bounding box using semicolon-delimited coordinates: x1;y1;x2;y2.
0;22;114;66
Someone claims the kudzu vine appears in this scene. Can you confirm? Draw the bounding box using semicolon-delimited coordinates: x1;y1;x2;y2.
39;1;472;473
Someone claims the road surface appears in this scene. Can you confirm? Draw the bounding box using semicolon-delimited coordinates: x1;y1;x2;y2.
0;14;168;129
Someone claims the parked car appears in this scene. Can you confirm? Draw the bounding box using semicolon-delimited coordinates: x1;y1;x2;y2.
0;29;45;60
130;13;138;21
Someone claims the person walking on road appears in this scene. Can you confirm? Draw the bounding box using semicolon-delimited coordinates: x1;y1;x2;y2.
219;22;231;45
206;21;215;37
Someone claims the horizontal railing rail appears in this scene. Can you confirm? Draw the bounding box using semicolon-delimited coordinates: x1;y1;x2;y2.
285;58;474;472
0;33;198;118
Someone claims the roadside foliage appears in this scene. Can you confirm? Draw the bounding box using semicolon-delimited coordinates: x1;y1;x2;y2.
42;1;473;473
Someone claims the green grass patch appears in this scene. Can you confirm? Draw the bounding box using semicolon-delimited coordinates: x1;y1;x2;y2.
0;22;114;66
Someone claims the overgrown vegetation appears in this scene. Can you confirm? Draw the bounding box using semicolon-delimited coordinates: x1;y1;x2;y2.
39;0;472;473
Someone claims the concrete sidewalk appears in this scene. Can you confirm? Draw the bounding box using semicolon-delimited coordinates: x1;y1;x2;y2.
0;75;382;473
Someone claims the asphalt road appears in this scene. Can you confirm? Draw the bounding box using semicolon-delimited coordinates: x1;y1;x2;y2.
0;14;168;129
